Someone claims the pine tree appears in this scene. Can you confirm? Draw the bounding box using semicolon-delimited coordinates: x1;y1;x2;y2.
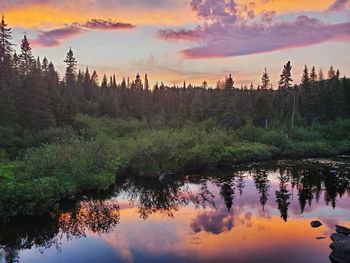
19;35;33;76
318;69;324;81
310;66;317;83
101;74;108;90
225;74;234;89
0;15;13;86
328;66;336;80
134;73;143;90
64;48;77;87
278;61;293;89
144;74;149;91
301;65;310;88
261;67;270;89
336;69;340;80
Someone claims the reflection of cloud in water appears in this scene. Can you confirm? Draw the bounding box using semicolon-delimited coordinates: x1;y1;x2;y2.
190;210;234;235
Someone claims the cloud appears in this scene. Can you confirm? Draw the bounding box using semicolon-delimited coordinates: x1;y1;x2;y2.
190;210;234;235
157;27;204;41
79;19;135;30
260;10;276;22
32;19;136;47
158;0;350;59
32;26;82;47
326;0;349;12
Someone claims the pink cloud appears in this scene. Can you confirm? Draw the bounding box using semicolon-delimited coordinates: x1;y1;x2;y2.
326;0;349;12
157;0;350;59
157;27;204;41
32;19;136;48
80;19;135;30
32;26;82;47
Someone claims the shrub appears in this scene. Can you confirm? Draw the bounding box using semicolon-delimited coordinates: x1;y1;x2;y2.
282;141;336;158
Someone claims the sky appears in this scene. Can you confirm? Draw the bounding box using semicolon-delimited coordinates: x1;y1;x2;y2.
1;0;350;87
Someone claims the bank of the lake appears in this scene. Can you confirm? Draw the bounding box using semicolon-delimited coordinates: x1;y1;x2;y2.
1;115;350;220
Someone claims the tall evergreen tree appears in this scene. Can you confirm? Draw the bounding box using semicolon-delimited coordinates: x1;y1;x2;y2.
261;67;270;89
0;15;13;86
64;48;77;87
19;35;33;76
144;74;149;91
278;61;293;90
301;65;310;88
328;66;336;80
318;69;324;81
310;66;317;83
225;74;234;89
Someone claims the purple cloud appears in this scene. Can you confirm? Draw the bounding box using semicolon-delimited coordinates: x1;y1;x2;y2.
157;27;204;41
158;0;350;59
33;26;82;47
326;0;349;12
190;210;234;234
32;19;136;48
260;10;276;23
80;19;135;30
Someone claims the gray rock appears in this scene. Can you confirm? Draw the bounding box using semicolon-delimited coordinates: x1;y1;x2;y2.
336;225;350;236
331;233;350;241
330;250;350;263
310;220;322;228
329;235;350;263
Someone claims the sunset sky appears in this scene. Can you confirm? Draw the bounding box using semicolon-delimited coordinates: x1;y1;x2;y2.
2;0;350;87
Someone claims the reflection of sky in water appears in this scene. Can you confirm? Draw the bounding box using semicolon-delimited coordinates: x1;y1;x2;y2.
2;161;350;263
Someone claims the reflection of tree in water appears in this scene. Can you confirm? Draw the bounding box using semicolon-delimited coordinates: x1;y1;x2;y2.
119;176;215;220
0;199;120;262
58;199;120;239
324;170;350;208
290;165;344;212
275;170;291;222
220;183;234;212
252;169;270;210
235;172;246;197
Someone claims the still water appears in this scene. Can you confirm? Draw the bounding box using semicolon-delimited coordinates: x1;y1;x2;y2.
1;159;350;263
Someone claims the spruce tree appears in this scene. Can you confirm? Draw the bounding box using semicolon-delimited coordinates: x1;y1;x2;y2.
310;66;317;83
261;67;270;89
144;74;149;91
64;48;77;87
301;65;310;88
19;35;33;76
328;66;336;80
278;61;292;90
225;74;234;89
0;15;13;85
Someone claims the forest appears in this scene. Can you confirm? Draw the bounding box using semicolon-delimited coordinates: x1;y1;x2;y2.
1;16;350;219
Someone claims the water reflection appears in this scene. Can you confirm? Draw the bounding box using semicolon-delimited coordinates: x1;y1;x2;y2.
0;159;349;263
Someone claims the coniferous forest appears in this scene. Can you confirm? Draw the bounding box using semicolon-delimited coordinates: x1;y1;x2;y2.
0;16;350;219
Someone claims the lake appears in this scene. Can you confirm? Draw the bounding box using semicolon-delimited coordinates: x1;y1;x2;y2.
1;158;349;263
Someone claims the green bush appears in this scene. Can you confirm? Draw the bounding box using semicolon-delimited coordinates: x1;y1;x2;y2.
73;114;148;139
282;141;336;158
316;119;350;141
22;126;78;147
336;140;350;153
219;143;278;165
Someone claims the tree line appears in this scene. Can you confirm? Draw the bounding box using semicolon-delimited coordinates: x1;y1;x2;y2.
1;16;349;131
